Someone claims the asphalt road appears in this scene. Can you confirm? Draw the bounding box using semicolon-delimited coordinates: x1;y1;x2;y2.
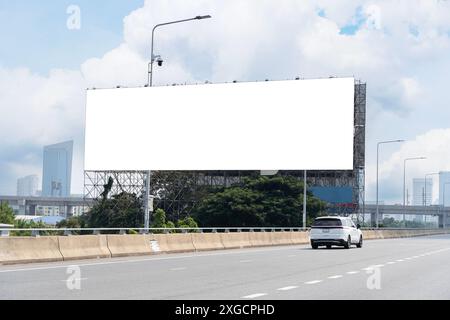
1;234;450;300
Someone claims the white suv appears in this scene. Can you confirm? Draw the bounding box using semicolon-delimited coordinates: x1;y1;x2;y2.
309;216;363;249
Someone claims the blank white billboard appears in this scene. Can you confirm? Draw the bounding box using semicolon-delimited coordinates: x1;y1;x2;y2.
84;78;354;171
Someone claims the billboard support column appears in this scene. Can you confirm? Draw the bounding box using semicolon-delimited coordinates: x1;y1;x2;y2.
303;170;307;230
144;170;151;231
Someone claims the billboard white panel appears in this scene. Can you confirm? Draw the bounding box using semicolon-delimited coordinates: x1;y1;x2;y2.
84;78;354;171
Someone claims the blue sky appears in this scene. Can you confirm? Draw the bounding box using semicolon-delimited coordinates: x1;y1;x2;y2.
0;1;143;73
1;0;450;205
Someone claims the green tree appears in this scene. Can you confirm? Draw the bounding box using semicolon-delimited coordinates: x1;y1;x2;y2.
193;176;326;227
12;219;51;236
151;208;168;228
85;192;143;228
177;216;199;229
56;216;86;229
0;202;15;225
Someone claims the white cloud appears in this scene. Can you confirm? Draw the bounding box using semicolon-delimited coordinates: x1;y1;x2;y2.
366;128;450;204
1;0;450;200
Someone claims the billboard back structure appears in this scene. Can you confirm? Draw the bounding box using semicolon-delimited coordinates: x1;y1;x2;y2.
84;78;355;171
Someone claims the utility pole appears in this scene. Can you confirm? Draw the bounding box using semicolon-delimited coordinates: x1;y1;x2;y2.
143;15;212;231
376;140;404;228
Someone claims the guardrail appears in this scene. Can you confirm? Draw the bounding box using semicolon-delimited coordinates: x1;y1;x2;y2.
0;226;444;237
0;227;311;237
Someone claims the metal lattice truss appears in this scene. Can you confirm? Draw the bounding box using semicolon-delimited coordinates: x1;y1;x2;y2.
84;171;146;200
84;81;366;220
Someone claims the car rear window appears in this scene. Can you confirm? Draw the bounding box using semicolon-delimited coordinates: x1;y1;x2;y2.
312;218;342;227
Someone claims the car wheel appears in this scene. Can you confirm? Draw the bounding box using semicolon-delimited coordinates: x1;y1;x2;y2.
311;244;318;249
344;236;351;249
326;245;332;249
356;236;363;248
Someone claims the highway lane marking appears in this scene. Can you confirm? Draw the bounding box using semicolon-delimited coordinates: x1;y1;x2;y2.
396;259;404;262
305;280;322;285
412;256;420;258
361;267;374;271
0;246;306;274
277;286;298;291
242;293;267;299
404;258;413;260
2;243;450;275
239;260;253;263
386;262;396;265
327;275;343;279
373;264;384;268
170;267;187;271
346;271;359;274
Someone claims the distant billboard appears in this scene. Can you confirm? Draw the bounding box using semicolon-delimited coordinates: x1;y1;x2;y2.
84;77;354;171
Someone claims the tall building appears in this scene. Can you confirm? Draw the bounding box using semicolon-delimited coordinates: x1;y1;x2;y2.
42;141;73;197
16;175;39;196
413;178;432;206
439;171;450;206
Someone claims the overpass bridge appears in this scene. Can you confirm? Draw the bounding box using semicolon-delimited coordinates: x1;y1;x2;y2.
363;204;450;228
0;195;95;217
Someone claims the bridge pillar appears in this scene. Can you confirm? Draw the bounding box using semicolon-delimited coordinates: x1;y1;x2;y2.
28;204;37;216
66;205;74;218
370;212;376;227
18;199;26;215
438;213;447;229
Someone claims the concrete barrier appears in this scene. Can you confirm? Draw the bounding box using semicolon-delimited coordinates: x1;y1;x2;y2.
148;233;195;253
0;236;63;265
361;229;448;240
192;233;225;251
58;235;111;261
249;232;273;247
362;230;376;240
2;229;450;265
291;231;310;245
107;235;154;257
271;231;294;246
220;232;252;249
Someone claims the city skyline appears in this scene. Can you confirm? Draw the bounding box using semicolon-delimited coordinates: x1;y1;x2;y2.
41;140;73;197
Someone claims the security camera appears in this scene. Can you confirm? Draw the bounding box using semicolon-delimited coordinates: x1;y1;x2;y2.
157;57;163;67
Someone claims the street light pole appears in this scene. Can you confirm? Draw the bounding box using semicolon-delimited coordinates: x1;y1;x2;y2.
403;157;426;227
443;183;450;229
144;15;212;231
148;15;211;87
376;140;404;228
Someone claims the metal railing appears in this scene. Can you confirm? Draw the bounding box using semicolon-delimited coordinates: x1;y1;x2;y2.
0;226;446;237
0;227;310;237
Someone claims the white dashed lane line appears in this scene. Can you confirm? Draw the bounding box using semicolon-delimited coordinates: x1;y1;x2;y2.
170;267;187;271
241;293;267;299
305;280;322;285
239;247;450;299
346;271;359;274
239;260;253;263
276;286;298;291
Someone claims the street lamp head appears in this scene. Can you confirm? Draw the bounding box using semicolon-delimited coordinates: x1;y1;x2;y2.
195;15;212;20
405;156;427;161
